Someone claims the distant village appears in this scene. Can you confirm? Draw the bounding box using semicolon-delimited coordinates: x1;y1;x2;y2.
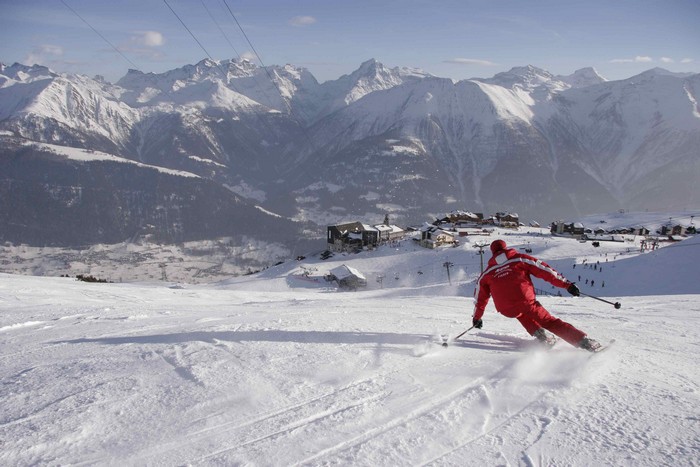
326;211;522;255
550;220;696;239
321;210;697;288
326;210;697;255
322;211;521;288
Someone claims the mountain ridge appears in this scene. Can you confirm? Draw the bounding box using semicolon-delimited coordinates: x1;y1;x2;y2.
1;58;698;256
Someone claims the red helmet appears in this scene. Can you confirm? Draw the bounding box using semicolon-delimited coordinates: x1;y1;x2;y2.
490;239;506;254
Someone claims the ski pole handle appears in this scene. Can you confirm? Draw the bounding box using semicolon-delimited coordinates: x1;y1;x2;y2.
580;292;621;309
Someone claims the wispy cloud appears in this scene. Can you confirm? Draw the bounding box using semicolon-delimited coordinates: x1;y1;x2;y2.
128;31;165;48
444;58;497;66
289;16;316;27
609;55;653;63
24;44;64;66
116;31;165;60
240;51;256;62
610;56;695;66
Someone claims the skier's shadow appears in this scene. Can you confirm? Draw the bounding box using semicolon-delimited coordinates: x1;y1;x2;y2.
453;332;534;352
56;330;432;347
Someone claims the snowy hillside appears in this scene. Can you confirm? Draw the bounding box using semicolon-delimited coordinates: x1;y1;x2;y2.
1;213;698;465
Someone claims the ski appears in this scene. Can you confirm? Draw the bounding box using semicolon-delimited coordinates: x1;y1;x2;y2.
591;339;616;353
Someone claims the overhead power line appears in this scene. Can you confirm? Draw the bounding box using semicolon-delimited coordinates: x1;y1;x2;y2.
166;0;313;176
163;0;217;65
221;0;269;75
60;0;139;70
199;0;281;114
163;0;254;104
162;0;287;171
221;0;313;127
164;0;273;110
200;0;242;59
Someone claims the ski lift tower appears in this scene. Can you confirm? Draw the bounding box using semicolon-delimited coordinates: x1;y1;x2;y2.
474;241;488;274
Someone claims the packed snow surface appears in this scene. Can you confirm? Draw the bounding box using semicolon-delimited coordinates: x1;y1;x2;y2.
1;221;699;465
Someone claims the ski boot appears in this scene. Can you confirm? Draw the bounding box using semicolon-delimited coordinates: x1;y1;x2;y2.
533;328;557;348
578;337;602;352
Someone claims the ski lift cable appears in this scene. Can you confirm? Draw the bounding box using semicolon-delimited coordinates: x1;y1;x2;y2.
164;0;304;149
162;1;247;112
166;0;265;104
200;0;285;120
221;0;314;133
163;0;281;147
221;0;276;91
200;0;242;59
59;0;139;70
163;0;262;108
163;0;219;68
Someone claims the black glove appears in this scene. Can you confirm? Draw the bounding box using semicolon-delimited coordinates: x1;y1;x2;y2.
567;283;580;296
472;318;483;329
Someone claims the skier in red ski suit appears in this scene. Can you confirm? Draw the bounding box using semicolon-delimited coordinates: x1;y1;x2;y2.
472;239;600;351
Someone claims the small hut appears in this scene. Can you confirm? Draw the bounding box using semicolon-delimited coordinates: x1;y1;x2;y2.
329;265;367;290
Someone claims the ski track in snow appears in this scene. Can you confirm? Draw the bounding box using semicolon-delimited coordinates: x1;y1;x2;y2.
1;234;700;466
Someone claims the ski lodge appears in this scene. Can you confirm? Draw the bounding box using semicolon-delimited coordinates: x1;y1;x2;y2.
326;221;405;252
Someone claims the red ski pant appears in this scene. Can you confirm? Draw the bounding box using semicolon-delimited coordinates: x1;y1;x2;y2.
512;301;586;346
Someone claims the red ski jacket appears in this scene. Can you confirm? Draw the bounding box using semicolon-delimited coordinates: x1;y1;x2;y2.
473;247;572;320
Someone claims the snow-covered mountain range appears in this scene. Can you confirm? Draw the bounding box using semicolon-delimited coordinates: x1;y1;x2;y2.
1;59;698;251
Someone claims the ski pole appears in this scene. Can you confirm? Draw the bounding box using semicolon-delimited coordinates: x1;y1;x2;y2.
454;325;475;340
441;325;476;347
579;292;621;309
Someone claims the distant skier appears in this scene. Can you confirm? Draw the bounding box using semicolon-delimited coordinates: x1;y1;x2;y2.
471;239;601;351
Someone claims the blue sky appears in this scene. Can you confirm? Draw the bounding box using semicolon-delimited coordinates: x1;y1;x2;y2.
1;0;698;83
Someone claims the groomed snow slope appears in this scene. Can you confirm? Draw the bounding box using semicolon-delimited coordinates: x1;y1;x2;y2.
1;225;698;465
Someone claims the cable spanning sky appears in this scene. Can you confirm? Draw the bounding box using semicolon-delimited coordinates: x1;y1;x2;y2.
1;0;698;84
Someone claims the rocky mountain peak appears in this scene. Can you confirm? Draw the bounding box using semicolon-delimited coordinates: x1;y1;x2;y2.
480;65;561;92
1;62;57;83
558;67;607;88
